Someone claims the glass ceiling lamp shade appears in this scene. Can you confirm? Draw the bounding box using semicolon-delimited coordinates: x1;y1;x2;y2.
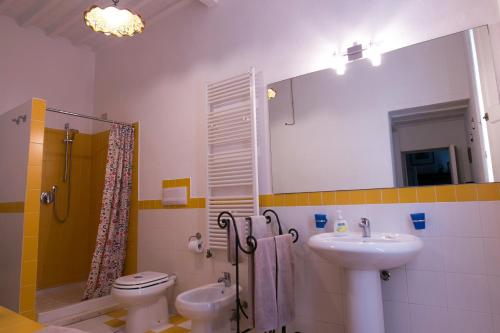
84;0;144;37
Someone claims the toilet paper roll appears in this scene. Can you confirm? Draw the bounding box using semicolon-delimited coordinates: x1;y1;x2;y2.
188;239;204;253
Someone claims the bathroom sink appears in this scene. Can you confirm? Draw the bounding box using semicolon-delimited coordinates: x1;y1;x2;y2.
308;231;424;333
308;232;423;270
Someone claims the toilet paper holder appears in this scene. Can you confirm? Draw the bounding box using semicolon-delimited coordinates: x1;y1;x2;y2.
188;232;202;242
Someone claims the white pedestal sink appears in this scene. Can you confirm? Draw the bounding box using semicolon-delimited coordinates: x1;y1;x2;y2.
308;232;423;333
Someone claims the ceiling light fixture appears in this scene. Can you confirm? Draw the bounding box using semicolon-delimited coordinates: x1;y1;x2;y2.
84;0;145;37
331;42;383;75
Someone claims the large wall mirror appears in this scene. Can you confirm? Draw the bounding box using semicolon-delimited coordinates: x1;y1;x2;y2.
268;26;500;193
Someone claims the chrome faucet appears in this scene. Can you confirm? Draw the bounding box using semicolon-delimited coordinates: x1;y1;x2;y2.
217;272;231;287
359;218;371;237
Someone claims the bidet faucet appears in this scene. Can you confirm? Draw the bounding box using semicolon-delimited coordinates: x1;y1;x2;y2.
359;218;371;237
217;272;231;287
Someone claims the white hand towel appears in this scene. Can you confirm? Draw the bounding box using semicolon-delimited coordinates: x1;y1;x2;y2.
254;236;278;333
228;217;246;264
250;215;273;240
275;234;295;327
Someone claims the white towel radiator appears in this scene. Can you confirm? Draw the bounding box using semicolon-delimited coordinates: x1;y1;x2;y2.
205;68;260;250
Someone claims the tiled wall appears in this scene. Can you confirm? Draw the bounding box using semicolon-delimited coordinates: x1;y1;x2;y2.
19;98;46;319
13;100;139;319
259;183;500;206
137;182;500;332
138;177;205;210
37;125;140;289
37;128;94;289
137;208;247;321
271;200;500;332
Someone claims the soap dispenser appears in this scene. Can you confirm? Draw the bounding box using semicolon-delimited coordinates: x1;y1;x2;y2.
334;210;349;235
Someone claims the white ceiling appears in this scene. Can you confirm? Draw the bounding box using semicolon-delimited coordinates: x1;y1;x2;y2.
0;0;214;51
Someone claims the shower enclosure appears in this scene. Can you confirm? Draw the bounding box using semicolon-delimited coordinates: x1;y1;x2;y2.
36;108;138;325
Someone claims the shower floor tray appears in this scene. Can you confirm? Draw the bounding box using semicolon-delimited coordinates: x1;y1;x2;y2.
37;281;119;326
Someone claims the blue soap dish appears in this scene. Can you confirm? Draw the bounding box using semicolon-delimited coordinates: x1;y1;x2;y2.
410;213;426;230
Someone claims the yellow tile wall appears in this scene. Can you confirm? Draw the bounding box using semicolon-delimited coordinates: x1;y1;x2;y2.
19;98;45;319
257;183;499;207
138;183;500;210
14;99;139;319
37;128;93;290
0;202;24;213
37;125;140;287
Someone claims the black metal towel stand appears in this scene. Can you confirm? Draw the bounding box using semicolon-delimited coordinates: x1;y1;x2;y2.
217;209;299;333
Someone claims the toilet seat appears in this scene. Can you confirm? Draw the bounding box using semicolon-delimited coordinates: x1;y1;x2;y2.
113;271;170;290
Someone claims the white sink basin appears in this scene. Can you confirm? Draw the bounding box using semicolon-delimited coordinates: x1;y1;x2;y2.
308;232;423;270
308;231;424;333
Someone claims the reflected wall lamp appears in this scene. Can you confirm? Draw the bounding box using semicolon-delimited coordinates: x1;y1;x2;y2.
332;42;382;75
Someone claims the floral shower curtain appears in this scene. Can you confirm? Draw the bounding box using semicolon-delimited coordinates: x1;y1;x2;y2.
83;124;134;300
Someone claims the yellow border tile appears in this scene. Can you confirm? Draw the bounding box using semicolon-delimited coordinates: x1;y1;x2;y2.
309;192;322;206
398;188;417;203
284;193;297;206
296;193;309;206
138;184;500;210
417;186;436;203
381;189;399;204
365;189;382;204
322;192;335;205
0;202;24;213
456;184;477;202
350;191;366;205
436;185;457;202
336;191;351;205
477;183;500;201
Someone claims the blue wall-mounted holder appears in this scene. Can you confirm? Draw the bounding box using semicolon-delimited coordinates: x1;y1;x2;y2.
314;214;328;230
410;213;426;230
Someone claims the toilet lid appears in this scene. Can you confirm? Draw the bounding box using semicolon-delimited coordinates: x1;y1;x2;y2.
113;271;169;289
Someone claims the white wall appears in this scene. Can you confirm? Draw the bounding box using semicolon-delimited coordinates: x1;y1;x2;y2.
0;102;31;202
92;0;500;330
269;200;500;332
0;15;96;133
0;103;31;311
0;213;24;312
94;0;500;199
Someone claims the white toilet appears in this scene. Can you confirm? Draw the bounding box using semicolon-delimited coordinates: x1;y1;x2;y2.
111;271;176;333
175;282;240;333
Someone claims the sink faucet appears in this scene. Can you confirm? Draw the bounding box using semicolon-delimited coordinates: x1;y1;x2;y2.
217;272;231;287
359;218;371;238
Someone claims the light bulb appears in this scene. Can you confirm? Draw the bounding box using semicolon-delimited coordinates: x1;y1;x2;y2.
332;53;347;76
336;62;346;75
367;44;382;67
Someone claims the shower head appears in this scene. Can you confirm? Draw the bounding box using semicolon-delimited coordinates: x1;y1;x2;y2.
63;125;79;143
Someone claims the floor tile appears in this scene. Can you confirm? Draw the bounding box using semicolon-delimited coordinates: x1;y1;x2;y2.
104;318;126;328
106;309;128;319
168;315;188;325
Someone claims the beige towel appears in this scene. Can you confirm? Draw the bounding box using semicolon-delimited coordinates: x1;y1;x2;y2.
228;217;246;264
250;215;273;240
254;236;278;332
275;234;295;327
